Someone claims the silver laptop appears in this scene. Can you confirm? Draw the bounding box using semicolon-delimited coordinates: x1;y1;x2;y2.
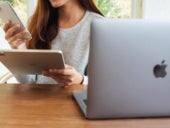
73;18;170;119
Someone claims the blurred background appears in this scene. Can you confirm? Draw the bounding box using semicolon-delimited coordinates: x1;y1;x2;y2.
0;0;170;83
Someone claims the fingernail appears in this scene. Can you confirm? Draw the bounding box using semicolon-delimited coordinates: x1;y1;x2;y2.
16;24;20;27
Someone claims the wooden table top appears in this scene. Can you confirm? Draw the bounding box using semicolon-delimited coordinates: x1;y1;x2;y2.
0;84;170;128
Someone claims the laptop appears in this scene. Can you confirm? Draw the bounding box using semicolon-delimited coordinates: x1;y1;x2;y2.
73;18;170;119
0;49;65;75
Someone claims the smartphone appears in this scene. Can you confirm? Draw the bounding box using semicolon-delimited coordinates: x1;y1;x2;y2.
0;1;32;39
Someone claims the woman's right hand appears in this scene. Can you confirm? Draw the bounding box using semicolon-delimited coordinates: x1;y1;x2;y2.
3;20;31;49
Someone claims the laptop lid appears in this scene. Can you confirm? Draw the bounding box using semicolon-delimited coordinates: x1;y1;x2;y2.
73;18;170;119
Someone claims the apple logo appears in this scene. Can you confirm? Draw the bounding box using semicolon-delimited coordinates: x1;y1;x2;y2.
153;60;167;78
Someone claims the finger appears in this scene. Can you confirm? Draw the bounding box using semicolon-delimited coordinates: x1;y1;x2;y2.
42;71;49;76
49;67;75;76
3;20;11;32
57;81;71;88
7;31;28;47
60;68;76;76
42;71;62;80
5;24;21;40
10;43;18;49
42;70;71;86
10;39;25;49
48;68;64;74
48;64;71;73
51;74;70;85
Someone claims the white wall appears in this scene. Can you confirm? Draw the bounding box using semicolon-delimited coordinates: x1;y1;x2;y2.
142;0;170;19
26;0;37;18
131;0;143;18
0;28;10;49
0;28;11;79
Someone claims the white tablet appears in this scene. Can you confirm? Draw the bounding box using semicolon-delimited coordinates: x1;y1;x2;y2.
0;49;65;75
0;1;31;39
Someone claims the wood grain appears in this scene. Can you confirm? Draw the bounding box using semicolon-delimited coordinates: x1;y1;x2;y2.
0;84;170;128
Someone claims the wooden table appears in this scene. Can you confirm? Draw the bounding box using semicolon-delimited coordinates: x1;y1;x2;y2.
0;84;170;128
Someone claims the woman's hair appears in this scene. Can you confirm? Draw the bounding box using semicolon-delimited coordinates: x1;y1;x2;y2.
26;0;103;49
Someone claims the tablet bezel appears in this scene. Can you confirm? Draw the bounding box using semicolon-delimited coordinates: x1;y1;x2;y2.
0;49;65;75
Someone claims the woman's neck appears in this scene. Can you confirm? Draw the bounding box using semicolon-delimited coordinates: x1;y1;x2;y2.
58;2;85;28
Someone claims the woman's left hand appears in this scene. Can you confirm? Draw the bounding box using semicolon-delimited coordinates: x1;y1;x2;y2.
42;64;83;87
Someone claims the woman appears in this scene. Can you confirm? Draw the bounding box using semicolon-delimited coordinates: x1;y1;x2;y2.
3;0;103;86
